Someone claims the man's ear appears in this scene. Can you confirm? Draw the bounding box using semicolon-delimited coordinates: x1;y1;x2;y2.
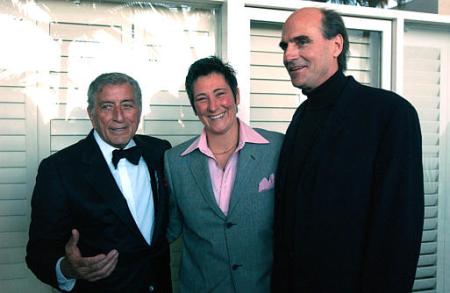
333;34;344;58
87;108;95;128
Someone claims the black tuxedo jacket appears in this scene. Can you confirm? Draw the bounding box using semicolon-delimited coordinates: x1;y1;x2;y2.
272;76;424;293
26;131;172;292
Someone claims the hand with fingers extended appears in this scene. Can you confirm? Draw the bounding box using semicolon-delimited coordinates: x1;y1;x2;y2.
60;229;119;282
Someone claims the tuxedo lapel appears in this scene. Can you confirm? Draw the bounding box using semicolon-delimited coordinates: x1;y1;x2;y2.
188;151;226;219
80;133;143;240
134;135;169;245
140;145;159;209
141;152;164;243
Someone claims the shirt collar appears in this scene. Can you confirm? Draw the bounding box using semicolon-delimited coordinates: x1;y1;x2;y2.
181;119;268;157
93;130;136;163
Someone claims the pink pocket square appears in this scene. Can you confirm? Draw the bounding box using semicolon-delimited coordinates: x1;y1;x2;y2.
258;174;275;192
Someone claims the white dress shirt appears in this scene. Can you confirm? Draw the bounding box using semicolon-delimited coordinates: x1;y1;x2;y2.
56;131;154;291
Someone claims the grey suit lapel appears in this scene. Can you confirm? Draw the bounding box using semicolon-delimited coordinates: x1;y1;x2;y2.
228;144;262;216
188;150;226;219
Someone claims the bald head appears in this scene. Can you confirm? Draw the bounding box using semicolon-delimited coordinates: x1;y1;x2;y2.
279;7;349;90
284;7;323;28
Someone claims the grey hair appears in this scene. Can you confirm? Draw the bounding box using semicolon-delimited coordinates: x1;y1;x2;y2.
87;72;142;112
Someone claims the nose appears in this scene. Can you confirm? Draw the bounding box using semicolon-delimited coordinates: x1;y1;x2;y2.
112;106;124;121
284;43;297;63
208;98;219;112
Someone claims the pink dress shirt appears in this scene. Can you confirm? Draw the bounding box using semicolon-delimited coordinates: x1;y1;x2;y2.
181;120;268;215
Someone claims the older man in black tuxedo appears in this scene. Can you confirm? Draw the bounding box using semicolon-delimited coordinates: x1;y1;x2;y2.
26;72;172;292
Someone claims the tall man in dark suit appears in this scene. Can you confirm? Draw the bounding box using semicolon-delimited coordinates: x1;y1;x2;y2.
272;7;424;293
26;72;172;292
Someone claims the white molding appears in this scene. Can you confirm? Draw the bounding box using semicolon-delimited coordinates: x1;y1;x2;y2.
392;16;404;94
222;0;251;123
244;0;450;24
440;32;450;293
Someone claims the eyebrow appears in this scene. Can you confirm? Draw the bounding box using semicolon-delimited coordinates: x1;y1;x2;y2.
98;98;135;105
194;93;207;99
120;98;136;103
294;35;311;43
279;35;312;50
213;87;227;93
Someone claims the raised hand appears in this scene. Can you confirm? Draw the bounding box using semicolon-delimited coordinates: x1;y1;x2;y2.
61;229;119;282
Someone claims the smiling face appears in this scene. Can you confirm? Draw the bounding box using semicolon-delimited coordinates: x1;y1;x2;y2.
280;8;343;91
88;83;141;148
193;72;240;138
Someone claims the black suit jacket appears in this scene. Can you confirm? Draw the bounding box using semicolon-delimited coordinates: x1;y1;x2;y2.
26;131;172;293
272;76;424;293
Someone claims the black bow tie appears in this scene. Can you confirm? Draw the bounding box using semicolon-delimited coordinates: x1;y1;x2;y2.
112;146;142;168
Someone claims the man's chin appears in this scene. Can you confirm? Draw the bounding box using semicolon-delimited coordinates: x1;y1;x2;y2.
109;138;132;149
291;80;305;89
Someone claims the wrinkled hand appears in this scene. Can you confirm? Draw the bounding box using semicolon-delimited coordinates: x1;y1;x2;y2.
61;229;119;282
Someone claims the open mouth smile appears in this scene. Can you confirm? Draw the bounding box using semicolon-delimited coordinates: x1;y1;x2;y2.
208;112;226;120
110;126;128;132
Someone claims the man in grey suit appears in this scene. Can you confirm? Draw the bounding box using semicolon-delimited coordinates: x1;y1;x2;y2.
165;56;283;292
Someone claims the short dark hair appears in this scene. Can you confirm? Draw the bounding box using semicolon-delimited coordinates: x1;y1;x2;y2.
320;8;349;72
87;72;142;113
185;56;238;114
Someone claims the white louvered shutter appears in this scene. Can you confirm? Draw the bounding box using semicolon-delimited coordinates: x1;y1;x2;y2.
250;21;298;133
405;45;438;293
0;4;49;292
0;64;47;293
249;21;381;131
404;24;449;292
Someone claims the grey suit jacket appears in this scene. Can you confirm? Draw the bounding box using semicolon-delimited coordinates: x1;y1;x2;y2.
165;128;283;293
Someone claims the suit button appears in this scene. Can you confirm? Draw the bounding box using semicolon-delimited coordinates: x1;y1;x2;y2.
232;264;242;270
148;285;155;292
226;222;235;229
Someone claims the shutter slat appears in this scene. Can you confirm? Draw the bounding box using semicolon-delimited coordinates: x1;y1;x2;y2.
0;263;27;280
143;120;203;136
0;88;26;103
0;152;26;168
250;94;299;108
251;108;296;122
0;184;26;200
417;254;437;266
0;136;26;152
0;200;26;216
0;216;28;233
415;266;437;279
419;242;437;254
0;247;26;265
412;278;437;291
251;51;283;67
0;120;26;135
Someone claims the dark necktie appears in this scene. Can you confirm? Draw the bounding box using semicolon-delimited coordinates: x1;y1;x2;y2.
112;146;142;169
